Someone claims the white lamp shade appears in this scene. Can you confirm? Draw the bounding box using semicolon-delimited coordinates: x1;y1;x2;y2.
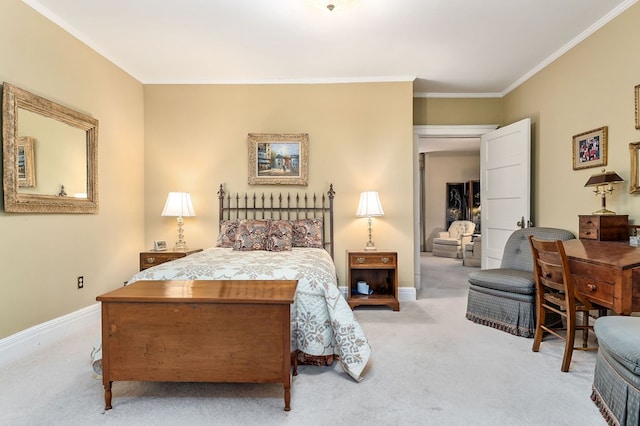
161;192;196;217
356;191;384;217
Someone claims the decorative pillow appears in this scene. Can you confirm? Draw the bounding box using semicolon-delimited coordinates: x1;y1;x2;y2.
291;218;324;248
267;220;293;252
233;219;270;251
216;220;240;248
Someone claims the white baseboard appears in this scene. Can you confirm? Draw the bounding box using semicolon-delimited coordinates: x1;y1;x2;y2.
339;286;417;303
0;303;100;367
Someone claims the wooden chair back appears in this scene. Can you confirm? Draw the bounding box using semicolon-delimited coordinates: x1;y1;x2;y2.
528;235;598;372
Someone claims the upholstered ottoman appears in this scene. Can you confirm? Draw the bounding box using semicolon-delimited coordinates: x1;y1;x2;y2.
592;316;640;426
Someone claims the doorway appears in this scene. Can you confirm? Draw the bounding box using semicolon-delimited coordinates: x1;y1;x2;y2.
412;125;498;291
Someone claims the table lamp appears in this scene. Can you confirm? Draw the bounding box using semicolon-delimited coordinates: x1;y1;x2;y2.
162;192;196;250
356;191;384;251
584;169;624;215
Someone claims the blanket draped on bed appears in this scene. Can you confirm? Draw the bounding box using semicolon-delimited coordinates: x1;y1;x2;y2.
92;247;370;382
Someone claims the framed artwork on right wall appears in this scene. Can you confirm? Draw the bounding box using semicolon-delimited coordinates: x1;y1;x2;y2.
635;84;639;130
572;126;607;170
629;141;640;193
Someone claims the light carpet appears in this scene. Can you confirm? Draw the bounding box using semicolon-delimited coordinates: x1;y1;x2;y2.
0;253;604;425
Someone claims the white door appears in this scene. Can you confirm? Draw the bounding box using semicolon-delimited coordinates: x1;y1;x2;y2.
480;118;531;268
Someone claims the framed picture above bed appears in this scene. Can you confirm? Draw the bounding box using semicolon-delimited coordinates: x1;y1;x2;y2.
248;133;309;185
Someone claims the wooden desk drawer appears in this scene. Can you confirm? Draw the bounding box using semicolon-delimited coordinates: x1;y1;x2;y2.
578;228;598;240
349;253;396;268
569;259;616;308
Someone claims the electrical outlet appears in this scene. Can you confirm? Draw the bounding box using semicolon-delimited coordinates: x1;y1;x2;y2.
77;276;84;289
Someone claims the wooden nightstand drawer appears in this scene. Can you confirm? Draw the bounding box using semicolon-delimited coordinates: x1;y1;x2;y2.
349;252;397;268
139;249;203;271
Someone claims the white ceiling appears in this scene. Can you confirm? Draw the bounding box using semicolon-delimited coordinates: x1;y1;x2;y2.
22;0;636;97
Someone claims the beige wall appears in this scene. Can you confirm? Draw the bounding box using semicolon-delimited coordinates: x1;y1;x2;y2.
143;82;415;290
414;97;504;126
0;0;145;338
503;2;640;234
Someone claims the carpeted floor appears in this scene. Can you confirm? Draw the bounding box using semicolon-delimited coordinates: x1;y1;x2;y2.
0;253;604;425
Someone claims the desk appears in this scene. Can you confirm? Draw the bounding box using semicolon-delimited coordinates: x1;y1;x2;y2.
97;279;298;411
563;239;640;315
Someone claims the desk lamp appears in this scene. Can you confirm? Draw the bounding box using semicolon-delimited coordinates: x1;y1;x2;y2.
584;169;624;215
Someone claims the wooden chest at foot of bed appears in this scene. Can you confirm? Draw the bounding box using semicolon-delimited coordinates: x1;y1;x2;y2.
96;279;298;411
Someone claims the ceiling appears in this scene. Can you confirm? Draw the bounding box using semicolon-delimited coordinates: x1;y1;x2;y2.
22;0;635;97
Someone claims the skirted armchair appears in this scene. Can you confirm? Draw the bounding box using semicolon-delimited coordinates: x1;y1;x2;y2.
591;316;640;425
463;235;481;267
465;227;575;337
433;220;476;259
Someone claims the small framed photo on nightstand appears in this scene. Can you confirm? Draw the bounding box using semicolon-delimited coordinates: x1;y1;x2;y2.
153;240;167;251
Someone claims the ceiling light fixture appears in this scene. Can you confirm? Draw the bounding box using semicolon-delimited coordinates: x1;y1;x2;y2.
326;4;335;11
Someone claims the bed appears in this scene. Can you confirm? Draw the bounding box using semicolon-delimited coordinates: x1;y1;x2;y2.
92;184;371;382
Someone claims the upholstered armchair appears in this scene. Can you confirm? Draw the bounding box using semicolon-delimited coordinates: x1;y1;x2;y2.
432;220;476;259
465;227;575;337
463;235;481;267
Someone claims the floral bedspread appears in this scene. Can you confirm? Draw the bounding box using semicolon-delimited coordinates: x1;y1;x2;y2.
100;247;370;381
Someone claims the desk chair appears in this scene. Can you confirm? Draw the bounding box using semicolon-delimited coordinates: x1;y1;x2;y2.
529;236;601;372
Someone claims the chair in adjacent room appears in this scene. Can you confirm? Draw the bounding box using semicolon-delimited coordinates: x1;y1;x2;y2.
432;220;476;259
529;236;601;372
465;227;575;338
462;235;481;267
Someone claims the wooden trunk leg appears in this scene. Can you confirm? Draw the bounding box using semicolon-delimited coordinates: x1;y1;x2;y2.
104;381;113;410
284;384;291;411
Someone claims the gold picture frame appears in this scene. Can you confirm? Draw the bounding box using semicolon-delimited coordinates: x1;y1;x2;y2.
17;136;36;188
572;126;607;170
247;133;309;185
630;141;640;193
635;84;639;130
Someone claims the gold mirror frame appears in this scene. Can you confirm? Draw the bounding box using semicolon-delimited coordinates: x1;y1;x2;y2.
2;82;98;213
630;142;640;193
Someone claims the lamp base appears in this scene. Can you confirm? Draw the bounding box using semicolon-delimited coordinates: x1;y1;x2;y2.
364;241;377;251
591;208;616;215
174;240;189;251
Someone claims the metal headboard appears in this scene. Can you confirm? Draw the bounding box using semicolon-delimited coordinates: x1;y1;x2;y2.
217;184;335;259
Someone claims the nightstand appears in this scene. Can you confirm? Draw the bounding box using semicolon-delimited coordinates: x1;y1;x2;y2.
139;248;203;271
347;250;399;311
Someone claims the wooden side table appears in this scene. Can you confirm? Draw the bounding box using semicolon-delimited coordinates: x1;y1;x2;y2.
139;248;203;271
347;250;399;311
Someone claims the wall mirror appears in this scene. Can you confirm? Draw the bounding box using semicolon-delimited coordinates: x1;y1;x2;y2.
2;82;98;213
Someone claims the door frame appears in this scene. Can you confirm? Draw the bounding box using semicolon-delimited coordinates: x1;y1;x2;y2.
413;125;498;292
